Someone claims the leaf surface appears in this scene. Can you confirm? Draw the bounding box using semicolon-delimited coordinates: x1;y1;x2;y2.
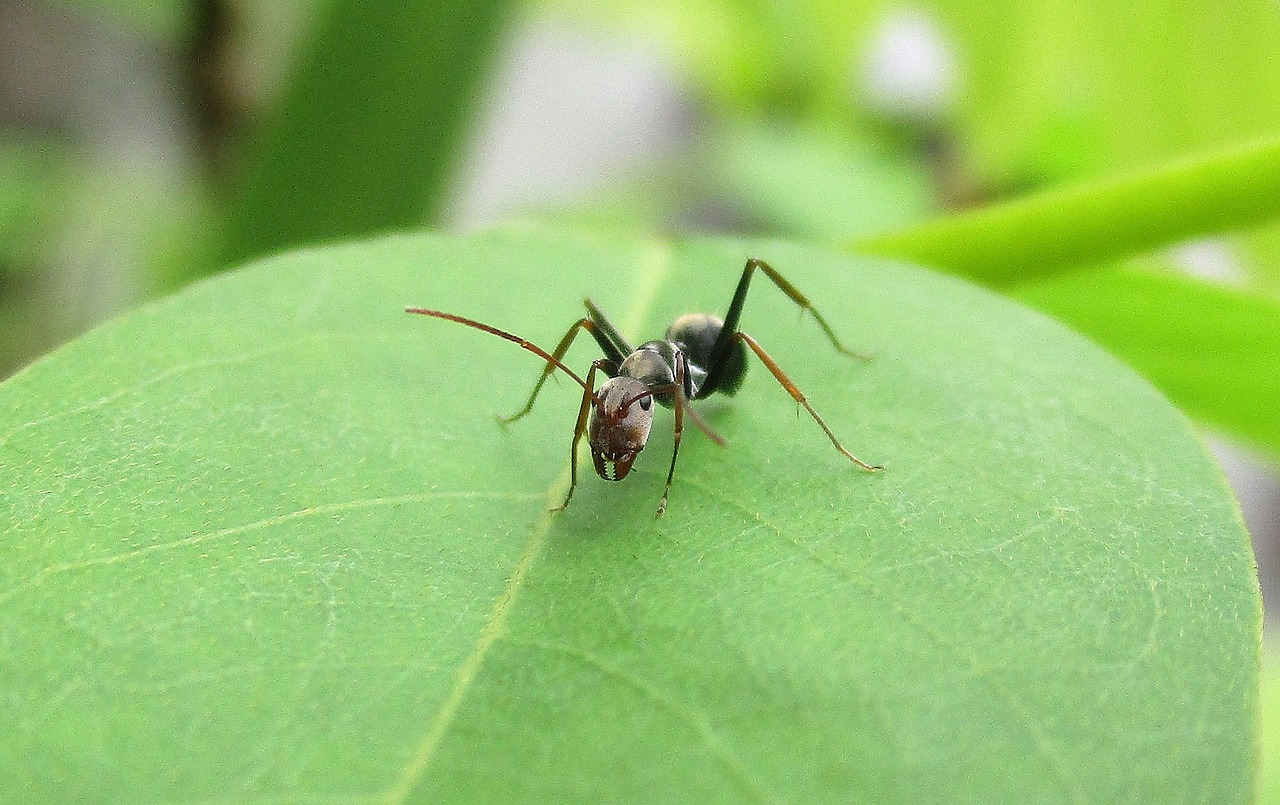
0;229;1258;802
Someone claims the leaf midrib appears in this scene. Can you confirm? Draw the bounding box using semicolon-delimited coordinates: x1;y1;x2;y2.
378;241;676;802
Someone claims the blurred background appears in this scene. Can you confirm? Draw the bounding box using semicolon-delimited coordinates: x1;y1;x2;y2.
2;0;1278;621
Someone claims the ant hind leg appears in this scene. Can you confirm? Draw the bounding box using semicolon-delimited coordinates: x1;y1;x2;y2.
733;331;882;472
701;258;870;397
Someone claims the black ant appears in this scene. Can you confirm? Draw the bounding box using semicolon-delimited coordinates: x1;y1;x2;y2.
407;258;882;516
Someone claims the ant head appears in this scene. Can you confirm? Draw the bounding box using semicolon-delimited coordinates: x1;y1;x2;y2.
588;377;654;481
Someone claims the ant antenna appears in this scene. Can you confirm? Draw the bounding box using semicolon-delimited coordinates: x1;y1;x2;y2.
405;308;591;392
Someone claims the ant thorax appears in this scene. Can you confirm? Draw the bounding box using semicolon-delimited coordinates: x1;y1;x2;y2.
618;341;704;404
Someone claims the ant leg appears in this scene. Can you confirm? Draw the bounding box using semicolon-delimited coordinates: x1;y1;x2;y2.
741;258;869;360
499;316;614;427
552;360;606;512
682;397;725;446
702;258;867;397
733;331;882;472
632;355;713;516
659;354;689;517
499;318;595;425
630;386;724;446
502;300;630;425
643;354;714;516
584;298;635;357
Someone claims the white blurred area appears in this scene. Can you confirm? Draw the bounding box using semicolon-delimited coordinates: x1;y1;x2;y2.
1213;441;1280;612
446;18;691;229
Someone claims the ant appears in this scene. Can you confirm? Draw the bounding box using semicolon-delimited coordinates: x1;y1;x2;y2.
407;258;882;516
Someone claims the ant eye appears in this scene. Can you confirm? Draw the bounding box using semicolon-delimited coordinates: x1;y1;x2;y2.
639;395;652;411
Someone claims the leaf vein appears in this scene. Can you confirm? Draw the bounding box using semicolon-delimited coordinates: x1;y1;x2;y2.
508;637;774;803
0;334;343;448
0;491;541;606
677;474;1089;804
377;239;676;801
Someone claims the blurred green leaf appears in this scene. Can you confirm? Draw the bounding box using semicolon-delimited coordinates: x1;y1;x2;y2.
1012;265;1280;461
705;120;934;239
518;169;697;234
853;137;1280;285
541;0;1280;297
929;0;1280;182
0;138;74;377
0;228;1257;801
51;0;190;38
537;0;884;115
223;0;518;264
541;1;1280;190
0;137;72;266
527;121;933;239
1243;224;1280;295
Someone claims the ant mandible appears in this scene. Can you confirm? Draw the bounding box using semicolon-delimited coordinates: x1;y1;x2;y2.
406;258;882;517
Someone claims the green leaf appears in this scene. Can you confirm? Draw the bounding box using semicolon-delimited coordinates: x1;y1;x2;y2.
52;0;190;38
0;137;73;266
0;137;75;377
704;121;935;239
222;0;518;265
929;0;1280;182
1262;648;1280;804
1012;264;1280;461
852;136;1280;284
0;228;1258;801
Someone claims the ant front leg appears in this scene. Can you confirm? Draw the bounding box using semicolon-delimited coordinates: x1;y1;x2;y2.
733;331;882;472
636;351;695;517
553;360;608;512
658;353;690;517
502;301;630;426
499;317;596;425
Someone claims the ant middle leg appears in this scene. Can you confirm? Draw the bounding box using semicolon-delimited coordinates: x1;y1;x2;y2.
734;331;882;472
740;258;867;358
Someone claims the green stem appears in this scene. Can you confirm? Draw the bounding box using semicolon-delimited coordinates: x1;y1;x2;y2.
852;137;1280;284
222;0;517;266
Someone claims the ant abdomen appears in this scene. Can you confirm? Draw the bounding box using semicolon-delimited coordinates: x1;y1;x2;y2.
667;313;747;396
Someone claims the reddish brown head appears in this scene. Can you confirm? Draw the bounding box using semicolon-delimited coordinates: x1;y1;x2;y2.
588;377;654;481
